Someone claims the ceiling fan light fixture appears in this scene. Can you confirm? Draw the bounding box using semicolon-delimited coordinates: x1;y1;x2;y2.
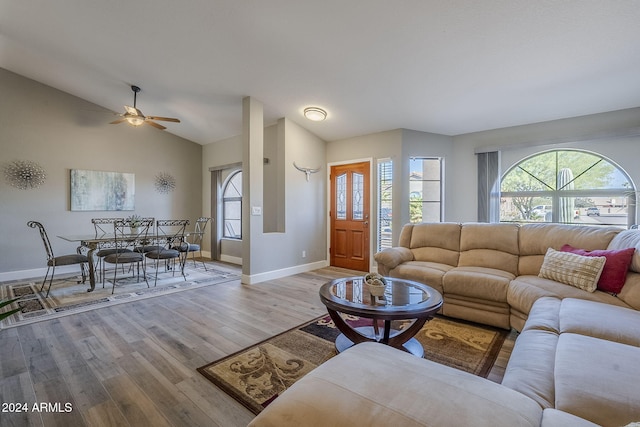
125;116;145;126
304;107;327;121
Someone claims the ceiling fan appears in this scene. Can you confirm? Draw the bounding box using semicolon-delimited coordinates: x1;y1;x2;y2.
110;85;180;130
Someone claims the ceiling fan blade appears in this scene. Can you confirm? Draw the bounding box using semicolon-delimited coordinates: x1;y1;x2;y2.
145;120;166;130
109;118;126;124
146;116;180;123
124;105;144;116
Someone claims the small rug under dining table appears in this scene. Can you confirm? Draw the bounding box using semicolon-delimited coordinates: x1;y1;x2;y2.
198;314;508;415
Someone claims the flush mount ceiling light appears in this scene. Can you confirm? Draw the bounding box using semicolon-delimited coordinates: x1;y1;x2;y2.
303;107;327;121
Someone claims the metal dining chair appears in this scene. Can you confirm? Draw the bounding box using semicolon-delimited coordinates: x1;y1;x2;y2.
27;221;88;298
103;218;153;294
91;217;127;282
145;219;189;286
177;217;211;270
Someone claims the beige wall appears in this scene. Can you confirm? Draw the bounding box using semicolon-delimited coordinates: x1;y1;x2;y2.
451;108;640;223
202;111;327;280
0;68;203;277
202;134;243;262
6;67;637;281
327;129;454;255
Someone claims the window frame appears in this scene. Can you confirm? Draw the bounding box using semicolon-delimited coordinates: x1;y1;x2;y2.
500;149;636;227
409;156;444;224
222;170;242;239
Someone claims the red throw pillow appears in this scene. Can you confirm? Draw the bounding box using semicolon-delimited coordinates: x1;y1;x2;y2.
560;244;635;294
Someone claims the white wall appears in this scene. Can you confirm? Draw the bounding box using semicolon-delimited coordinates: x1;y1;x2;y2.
0;68;203;278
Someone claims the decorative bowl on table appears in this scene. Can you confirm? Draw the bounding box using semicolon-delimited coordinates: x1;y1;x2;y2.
364;273;387;297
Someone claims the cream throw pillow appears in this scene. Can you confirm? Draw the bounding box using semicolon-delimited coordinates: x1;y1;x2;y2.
607;229;640;273
538;248;606;293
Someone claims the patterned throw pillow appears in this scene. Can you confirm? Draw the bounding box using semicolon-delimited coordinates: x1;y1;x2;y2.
538;248;606;293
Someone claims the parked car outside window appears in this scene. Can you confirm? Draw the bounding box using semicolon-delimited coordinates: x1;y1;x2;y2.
586;207;600;216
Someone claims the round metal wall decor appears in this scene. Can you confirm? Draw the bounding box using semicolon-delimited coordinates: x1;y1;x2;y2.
4;160;47;190
155;172;176;194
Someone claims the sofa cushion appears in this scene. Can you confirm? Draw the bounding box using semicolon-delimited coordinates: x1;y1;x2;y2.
501;329;558;409
507;275;629;327
560;244;635;294
389;261;452;295
555;333;640;426
248;342;543;427
458;223;519;275
443;266;513;303
520;297;562;334
541;409;601;427
558;298;640;347
607;229;640;273
408;222;461;266
618;272;640;310
538;248;605;293
518;224;620;276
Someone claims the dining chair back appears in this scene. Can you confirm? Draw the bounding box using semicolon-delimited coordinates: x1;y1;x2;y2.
179;217;211;270
145;219;190;286
91;217;126;281
27;221;88;297
103;218;153;294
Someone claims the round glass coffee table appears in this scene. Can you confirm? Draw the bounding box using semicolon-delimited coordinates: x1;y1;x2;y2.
319;276;443;357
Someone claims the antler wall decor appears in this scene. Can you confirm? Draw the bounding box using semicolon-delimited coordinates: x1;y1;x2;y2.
293;162;320;181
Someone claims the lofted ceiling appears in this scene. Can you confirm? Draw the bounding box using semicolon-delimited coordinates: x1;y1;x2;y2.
1;1;639;145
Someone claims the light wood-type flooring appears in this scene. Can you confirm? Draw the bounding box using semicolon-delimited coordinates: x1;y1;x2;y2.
0;263;516;427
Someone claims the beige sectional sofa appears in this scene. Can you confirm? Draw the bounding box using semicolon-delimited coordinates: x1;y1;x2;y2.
375;222;640;331
248;223;640;427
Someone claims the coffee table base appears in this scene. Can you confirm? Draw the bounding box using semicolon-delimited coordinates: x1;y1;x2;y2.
334;326;425;357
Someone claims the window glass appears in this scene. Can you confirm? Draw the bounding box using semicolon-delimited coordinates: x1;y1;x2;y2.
409;157;443;223
377;159;393;251
223;171;242;238
500;149;634;228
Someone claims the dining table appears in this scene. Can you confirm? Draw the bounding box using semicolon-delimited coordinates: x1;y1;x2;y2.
57;232;183;292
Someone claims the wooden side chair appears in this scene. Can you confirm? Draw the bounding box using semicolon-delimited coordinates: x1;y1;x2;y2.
27;221;88;297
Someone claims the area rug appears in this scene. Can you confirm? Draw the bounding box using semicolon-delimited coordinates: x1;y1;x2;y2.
198;314;508;414
0;262;240;329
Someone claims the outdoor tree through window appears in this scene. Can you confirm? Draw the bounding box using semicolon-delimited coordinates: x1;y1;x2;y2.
500;150;635;228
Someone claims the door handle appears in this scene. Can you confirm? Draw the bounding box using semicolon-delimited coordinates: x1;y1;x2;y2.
364;221;369;227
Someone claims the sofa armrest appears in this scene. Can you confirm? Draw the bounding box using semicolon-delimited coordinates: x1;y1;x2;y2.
374;247;414;275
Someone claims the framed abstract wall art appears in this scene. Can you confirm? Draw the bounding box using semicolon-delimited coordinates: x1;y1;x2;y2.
70;169;135;211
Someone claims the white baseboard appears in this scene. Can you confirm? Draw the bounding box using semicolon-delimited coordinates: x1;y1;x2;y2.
241;260;329;285
0;265;83;283
219;254;242;265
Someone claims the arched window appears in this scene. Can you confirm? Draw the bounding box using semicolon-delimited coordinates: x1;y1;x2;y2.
223;171;242;239
500;149;635;228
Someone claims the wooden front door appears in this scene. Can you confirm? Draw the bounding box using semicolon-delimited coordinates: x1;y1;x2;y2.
330;161;370;272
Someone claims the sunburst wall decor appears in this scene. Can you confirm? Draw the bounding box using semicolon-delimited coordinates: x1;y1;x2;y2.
4;160;47;190
155;172;176;194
